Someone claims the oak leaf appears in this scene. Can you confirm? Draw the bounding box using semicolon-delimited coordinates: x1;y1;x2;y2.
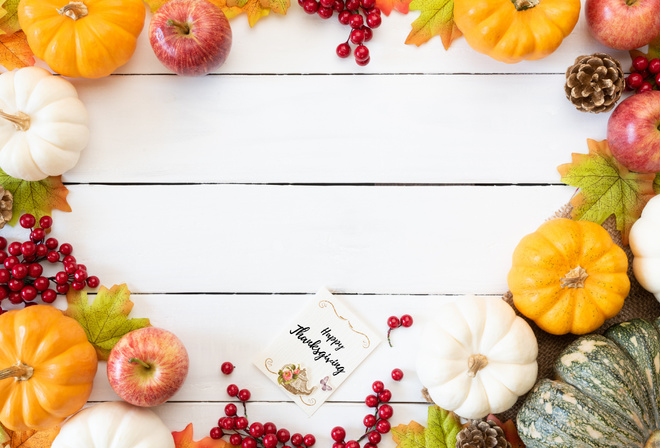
392;406;461;448
0;170;70;227
0;31;34;70
557;139;656;245
173;424;232;448
0;0;21;36
64;284;151;360
405;0;461;49
0;423;60;448
376;0;411;16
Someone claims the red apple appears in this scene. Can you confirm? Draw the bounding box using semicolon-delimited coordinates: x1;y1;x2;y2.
107;327;189;407
586;0;660;50
608;91;660;173
149;0;232;76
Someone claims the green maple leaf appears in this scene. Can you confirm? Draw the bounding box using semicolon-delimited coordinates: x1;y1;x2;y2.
64;284;151;360
0;169;71;227
557;139;657;245
0;0;21;36
405;0;461;49
392;421;426;448
391;406;461;448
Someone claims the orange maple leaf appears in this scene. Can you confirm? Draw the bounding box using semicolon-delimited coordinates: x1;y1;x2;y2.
376;0;411;15
173;424;232;448
405;0;461;49
0;31;34;71
0;423;60;448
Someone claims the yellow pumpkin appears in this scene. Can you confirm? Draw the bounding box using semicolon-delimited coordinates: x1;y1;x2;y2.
507;218;630;335
453;0;580;64
0;305;97;431
18;0;146;78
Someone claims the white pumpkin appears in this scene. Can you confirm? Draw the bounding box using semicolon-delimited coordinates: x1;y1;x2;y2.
0;66;89;181
416;295;538;419
630;194;660;302
51;401;175;448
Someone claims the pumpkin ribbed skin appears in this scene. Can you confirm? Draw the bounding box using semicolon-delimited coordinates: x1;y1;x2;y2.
453;0;580;63
18;0;145;78
0;305;98;431
517;319;660;448
507;218;630;335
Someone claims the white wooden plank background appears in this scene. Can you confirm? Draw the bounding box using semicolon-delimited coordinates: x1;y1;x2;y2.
0;1;635;446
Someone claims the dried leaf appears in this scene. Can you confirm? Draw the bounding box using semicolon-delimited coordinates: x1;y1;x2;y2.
63;284;151;360
0;423;60;448
173;424;233;448
425;406;461;448
376;0;411;16
391;421;426;448
0;169;70;227
405;0;461;48
557;139;656;245
486;415;525;448
0;0;21;36
214;0;282;27
0;31;34;70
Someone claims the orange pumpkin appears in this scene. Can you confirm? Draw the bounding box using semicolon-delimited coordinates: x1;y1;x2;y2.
0;305;97;431
453;0;580;63
18;0;146;78
507;218;630;335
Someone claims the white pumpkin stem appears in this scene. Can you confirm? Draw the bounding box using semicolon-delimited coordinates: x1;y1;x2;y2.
511;0;539;10
0;110;30;131
57;1;89;20
466;354;488;377
560;265;589;288
0;363;33;381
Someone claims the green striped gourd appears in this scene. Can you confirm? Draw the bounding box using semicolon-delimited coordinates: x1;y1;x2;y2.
517;318;660;448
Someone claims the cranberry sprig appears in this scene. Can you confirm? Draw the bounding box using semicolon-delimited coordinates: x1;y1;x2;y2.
0;214;99;311
387;314;413;347
626;55;660;94
300;0;381;66
210;382;316;448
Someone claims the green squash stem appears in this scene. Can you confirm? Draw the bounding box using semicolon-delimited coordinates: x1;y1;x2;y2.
0;363;33;381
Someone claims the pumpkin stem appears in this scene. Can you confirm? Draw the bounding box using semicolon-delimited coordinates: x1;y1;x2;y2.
0;110;30;131
128;357;151;369
0;363;33;381
511;0;539;10
57;1;89;20
166;19;191;35
560;265;589;288
466;354;488;377
645;431;660;448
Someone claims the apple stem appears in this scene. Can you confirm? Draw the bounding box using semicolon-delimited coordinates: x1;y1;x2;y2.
511;0;539;10
0;110;30;131
0;363;33;381
166;19;191;35
128;357;151;369
57;1;89;20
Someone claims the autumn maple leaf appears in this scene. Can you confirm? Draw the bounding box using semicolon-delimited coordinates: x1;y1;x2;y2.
173;424;232;448
143;0;288;26
557;139;657;245
64;284;151;360
0;170;69;227
0;0;21;36
0;31;34;71
405;0;461;49
0;423;60;448
391;406;461;448
376;0;411;15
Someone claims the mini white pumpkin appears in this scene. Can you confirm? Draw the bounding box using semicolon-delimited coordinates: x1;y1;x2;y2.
0;66;89;181
51;401;175;448
630;195;660;302
416;295;538;419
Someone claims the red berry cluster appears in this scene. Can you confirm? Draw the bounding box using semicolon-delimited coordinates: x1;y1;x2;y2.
210;383;316;448
299;0;381;66
626;55;660;94
0;214;99;311
387;314;413;347
330;379;395;448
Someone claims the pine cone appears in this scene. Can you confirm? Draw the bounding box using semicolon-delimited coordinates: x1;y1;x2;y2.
456;420;511;448
565;53;624;113
0;187;12;229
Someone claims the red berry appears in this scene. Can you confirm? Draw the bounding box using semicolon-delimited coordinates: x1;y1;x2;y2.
46;251;60;263
372;380;384;393
400;314;413;327
649;58;660;75
333;0;344;10
210;427;223;440
362;26;373;42
638;82;654;94
349;13;363;28
364;414;377;428
21;285;37;301
63;255;76;264
320;0;334;7
8;292;22;304
291;434;304;446
364;444;377;448
263;434;279;448
387;316;400;329
331;426;346;442
627;72;644;90
242;437;257;448
230;434;243;446
303;434;316;447
221;362;234;375
28;263;43;278
227;384;239;397
350;28;365;44
41;289;57;303
337;42;351;58
0;269;8;283
355;53;369;65
345;441;360;448
633;55;649;72
8;242;21;256
56;283;70;294
0;252;6;264
0;286;8;300
235;416;249;429
71;280;85;291
378;404;393;419
354;45;369;62
0;237;6;250
249;422;265;438
264;422;277;434
391;368;404;381
39;216;53;229
19;214;36;229
35;244;47;257
59;243;73;255
338;10;351;24
362;0;375;7
4;256;18;270
366;13;381;28
368;431;381;444
303;0;319;13
277;428;291;443
55;271;69;284
86;276;100;288
238;388;251;401
30;228;45;243
8;278;23;292
333;444;346;448
376;419;391;433
11;264;27;280
345;0;359;9
225;403;238;416
318;6;334;18
365;394;378;407
378;389;392;402
74;269;88;282
221;417;235;430
64;262;78;274
45;238;58;250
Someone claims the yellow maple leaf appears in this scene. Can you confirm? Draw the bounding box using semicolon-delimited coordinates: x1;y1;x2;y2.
0;423;60;448
0;31;34;70
216;0;287;26
0;0;21;36
405;0;461;49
